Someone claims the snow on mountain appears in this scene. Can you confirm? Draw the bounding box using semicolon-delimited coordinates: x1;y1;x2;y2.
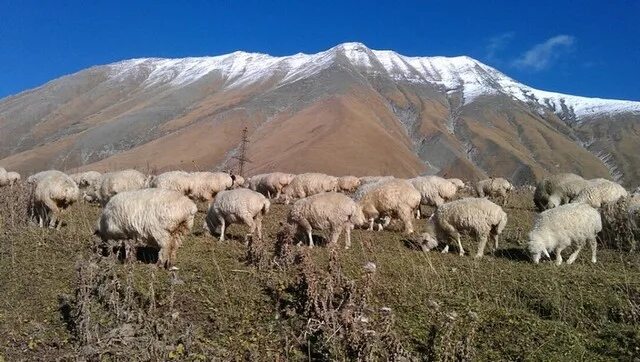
104;42;640;119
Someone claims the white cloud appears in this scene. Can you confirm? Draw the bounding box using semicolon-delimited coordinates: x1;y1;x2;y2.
485;32;515;62
513;35;575;71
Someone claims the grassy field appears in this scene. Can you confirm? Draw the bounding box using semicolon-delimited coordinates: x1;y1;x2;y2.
1;186;639;360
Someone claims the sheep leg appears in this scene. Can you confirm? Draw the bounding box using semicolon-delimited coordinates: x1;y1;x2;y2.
344;224;352;250
218;218;226;242
158;245;171;269
255;216;263;240
169;238;179;269
367;218;375;231
589;237;597;263
399;208;414;234
554;246;567;265
566;240;585;265
329;226;341;246
307;228;314;248
454;233;464;256
415;207;421;219
491;232;500;252
242;215;256;240
475;234;488;259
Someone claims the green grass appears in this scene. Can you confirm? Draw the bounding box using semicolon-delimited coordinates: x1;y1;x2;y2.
1;189;639;360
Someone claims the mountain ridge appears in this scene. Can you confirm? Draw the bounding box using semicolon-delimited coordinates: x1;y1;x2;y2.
0;43;639;187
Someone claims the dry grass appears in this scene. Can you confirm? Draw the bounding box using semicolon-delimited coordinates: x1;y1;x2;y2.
1;184;640;360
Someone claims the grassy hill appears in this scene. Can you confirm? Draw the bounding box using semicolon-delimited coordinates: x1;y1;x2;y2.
1;186;639;360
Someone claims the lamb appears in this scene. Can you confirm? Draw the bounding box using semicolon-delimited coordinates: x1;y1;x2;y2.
95;188;197;269
204;188;270;242
150;171;194;196
475;177;513;205
248;172;295;199
282;173;338;204
358;179;421;234
337;176;361;193
287;192;366;249
189;171;237;203
528;202;601;265
572;179;628;208
99;169;150;205
31;172;79;229
418;198;507;258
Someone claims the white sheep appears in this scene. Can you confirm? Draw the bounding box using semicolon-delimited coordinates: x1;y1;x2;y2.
99;169;150;205
358;179;421;234
288;192;365;249
409;176;460;218
447;178;465;189
31;173;79;229
282;173;338;204
27;170;67;184
337;176;361;193
204;188;270;242
4;171;21;186
572;179;628;208
95;188;197;269
70;171;102;201
528;202;601;265
150;171;194;196
419;198;507;258
533;173;584;211
189;171;237;203
475;177;513;204
248;172;295;199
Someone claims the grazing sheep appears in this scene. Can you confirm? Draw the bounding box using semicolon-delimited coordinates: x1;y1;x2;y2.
31;173;79;229
353;178;394;201
3;171;20;186
27;170;67;184
233;175;245;188
95;188;197;269
447;178;465;189
419;198;507;258
476;177;513;205
204;188;270;242
70;171;102;201
337;176;361;193
358;179;421;234
534;173;588;210
528;202;601;265
150;171;194;196
248;172;295;199
288;192;366;249
282;173;338;204
572;179;628;208
99;169;150;205
189;171;236;203
409;176;460;217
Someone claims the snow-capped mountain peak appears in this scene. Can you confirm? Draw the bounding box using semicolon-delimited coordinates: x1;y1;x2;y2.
103;43;640;119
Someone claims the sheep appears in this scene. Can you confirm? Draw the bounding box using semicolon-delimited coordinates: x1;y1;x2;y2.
248;172;295;199
0;171;20;186
189;171;236;203
353;178;394;201
27;170;67;184
70;171;102;201
204;188;270;242
288;192;366;249
409;176;460;218
337;176;361;193
419;198;507;258
233;175;245;188
31;173;79;229
528;202;601;265
572;179;628;208
534;173;586;211
447;178;465;189
282;173;338;204
99;169;150;205
475;177;513;205
150;171;194;196
95;188;197;269
358;179;421;234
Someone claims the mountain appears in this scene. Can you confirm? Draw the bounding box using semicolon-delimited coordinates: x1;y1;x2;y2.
1;42;639;186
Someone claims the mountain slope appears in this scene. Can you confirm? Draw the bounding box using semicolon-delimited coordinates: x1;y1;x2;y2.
0;43;638;186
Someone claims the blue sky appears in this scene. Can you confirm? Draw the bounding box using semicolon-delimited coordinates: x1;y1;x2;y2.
1;0;638;100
